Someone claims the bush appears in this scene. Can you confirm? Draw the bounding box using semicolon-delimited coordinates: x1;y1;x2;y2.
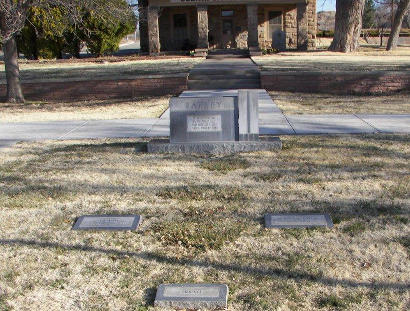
17;0;136;59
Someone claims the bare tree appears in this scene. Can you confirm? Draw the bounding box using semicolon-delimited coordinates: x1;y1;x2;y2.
0;0;134;103
329;0;366;52
386;0;410;50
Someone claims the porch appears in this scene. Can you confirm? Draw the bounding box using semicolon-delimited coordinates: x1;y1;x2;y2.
141;0;316;55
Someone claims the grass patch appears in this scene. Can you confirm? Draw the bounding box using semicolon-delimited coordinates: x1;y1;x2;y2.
396;236;410;253
342;222;367;236
387;178;410;200
0;135;409;310
200;156;251;173
153;219;244;251
316;294;348;310
250;171;283;182
157;184;247;203
316;293;364;310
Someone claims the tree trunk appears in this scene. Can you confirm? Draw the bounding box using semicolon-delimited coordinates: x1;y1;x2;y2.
329;0;366;52
386;0;410;51
4;37;25;103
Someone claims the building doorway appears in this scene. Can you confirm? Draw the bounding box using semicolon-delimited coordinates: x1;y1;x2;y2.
221;10;235;49
173;13;189;50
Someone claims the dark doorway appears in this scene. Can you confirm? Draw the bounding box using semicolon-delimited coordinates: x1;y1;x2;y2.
173;13;189;50
222;19;235;48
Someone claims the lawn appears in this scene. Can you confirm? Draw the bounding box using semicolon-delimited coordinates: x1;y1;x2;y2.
0;57;203;83
0;135;409;310
253;47;410;73
271;91;410;114
0;96;170;123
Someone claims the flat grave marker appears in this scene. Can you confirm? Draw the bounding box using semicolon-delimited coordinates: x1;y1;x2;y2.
154;283;228;310
72;215;142;231
265;213;333;228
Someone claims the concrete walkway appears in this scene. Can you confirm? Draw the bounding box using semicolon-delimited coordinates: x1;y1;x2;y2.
1;89;409;149
188;56;261;90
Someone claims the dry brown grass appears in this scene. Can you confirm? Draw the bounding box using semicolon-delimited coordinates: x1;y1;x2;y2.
0;96;170;123
0;58;203;84
0;135;409;310
253;46;410;72
270;91;410;114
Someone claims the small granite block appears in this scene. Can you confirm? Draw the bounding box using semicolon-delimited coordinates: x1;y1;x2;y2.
238;90;259;141
147;138;282;155
154;283;228;310
170;97;236;143
265;214;333;228
72;215;142;231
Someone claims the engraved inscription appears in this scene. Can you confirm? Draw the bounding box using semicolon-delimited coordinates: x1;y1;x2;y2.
79;216;135;228
163;286;220;298
170;97;234;112
269;215;326;226
187;115;222;132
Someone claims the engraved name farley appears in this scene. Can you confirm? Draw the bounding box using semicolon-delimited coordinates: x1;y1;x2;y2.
270;215;326;226
187;115;222;132
80;217;135;228
163;286;220;298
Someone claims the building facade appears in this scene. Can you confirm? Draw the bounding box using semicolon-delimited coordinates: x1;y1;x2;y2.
139;0;316;55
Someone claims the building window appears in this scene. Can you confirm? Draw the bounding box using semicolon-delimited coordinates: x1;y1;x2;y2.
268;11;282;39
174;14;187;28
221;10;234;17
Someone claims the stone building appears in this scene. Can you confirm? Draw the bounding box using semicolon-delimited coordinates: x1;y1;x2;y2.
139;0;316;55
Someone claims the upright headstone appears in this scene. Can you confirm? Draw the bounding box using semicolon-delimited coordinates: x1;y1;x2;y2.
154;283;229;310
147;90;282;154
170;97;237;143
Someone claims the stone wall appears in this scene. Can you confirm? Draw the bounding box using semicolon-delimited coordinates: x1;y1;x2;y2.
0;75;188;101
261;71;410;95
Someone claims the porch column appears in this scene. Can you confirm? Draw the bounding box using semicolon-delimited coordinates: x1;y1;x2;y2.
197;5;209;49
247;4;259;49
297;3;308;51
138;0;149;53
148;6;160;55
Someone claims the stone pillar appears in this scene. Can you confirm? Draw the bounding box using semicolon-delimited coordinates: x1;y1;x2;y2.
197;5;209;49
148;6;160;55
138;0;149;53
247;4;259;51
307;0;317;49
297;3;308;51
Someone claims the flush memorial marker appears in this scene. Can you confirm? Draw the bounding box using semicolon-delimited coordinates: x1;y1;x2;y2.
148;90;282;154
265;213;333;228
154;283;228;310
72;215;142;231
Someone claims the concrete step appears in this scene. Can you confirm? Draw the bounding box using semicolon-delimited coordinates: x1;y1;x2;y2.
207;49;249;59
188;79;261;90
206;54;249;59
190;68;259;75
189;73;260;80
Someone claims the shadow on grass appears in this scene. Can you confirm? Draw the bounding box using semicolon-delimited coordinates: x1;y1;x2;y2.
0;238;409;292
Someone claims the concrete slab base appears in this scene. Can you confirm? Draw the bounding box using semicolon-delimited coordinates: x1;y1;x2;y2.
147;137;282;155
